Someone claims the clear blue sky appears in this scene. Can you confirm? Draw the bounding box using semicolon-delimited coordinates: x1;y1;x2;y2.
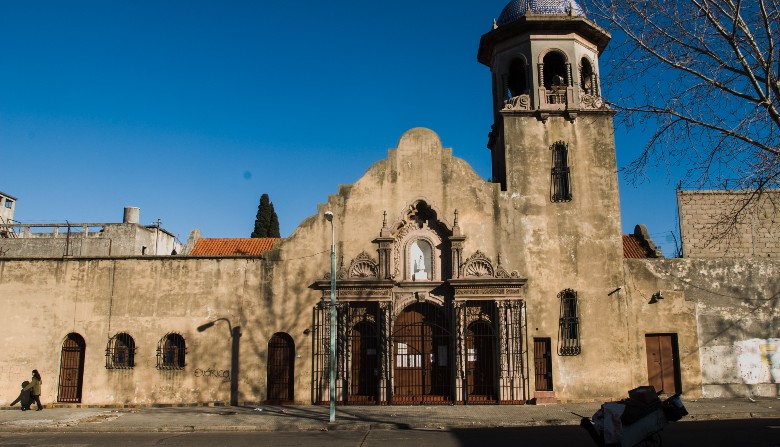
0;0;680;256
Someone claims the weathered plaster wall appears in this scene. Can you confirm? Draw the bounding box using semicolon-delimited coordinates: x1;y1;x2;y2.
625;258;780;398
0;257;268;406
499;114;629;401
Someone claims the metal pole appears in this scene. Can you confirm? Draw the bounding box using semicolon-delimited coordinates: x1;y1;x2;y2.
328;214;337;423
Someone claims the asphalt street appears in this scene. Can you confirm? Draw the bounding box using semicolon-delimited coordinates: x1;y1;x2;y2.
0;419;778;447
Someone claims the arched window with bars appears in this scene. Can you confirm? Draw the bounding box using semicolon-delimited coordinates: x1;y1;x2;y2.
157;333;186;370
106;333;136;369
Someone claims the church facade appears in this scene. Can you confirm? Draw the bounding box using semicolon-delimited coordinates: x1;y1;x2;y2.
0;1;777;407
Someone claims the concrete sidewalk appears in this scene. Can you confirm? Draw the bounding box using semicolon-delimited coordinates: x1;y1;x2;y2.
0;397;778;433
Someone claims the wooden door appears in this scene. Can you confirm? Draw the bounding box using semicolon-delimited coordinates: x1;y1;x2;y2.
646;334;681;394
57;333;85;403
534;338;553;391
267;333;294;402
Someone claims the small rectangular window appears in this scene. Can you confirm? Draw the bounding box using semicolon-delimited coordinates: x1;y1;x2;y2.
4;199;12;209
551;142;572;202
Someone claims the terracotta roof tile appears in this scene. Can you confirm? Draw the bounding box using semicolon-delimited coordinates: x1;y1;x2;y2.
623;234;654;259
190;238;281;256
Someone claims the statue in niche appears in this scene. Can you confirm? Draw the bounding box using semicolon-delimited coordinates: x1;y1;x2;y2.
410;240;431;281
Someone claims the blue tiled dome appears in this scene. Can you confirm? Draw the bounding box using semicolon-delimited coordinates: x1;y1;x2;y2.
497;0;585;26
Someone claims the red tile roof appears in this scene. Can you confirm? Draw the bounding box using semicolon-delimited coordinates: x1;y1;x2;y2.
623;234;654;259
190;238;281;256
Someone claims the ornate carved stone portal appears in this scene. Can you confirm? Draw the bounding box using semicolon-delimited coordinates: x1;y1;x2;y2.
313;201;529;405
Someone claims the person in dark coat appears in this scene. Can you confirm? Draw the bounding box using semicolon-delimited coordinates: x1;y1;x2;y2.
21;370;43;411
10;380;33;411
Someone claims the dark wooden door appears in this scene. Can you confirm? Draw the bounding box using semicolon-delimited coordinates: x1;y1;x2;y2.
350;322;379;403
392;303;451;404
267;333;294;402
466;321;496;402
57;333;85;403
646;334;680;394
534;338;553;391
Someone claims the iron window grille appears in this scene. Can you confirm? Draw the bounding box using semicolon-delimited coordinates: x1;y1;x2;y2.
558;289;581;356
551;141;572;202
156;333;186;370
105;333;136;369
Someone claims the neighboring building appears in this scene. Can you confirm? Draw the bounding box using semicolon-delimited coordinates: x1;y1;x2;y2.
0;191;16;229
678;189;780;258
0;0;777;408
0;206;182;257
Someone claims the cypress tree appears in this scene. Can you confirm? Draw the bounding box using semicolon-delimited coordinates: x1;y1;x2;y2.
251;194;280;238
268;203;281;238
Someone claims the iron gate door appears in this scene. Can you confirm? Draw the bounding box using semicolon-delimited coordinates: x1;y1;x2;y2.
466;321;497;402
267;333;294;402
393;302;451;404
350;322;379;403
57;333;85;403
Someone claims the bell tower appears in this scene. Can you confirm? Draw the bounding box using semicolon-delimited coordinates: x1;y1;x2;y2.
477;0;624;279
478;0;612;192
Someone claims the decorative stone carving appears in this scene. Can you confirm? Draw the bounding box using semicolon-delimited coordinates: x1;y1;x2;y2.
581;93;606;110
348;251;379;278
460;250;521;279
323;251;379;280
503;94;530;111
462;250;495;277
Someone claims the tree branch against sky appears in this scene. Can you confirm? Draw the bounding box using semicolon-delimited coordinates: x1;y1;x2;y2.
587;0;780;240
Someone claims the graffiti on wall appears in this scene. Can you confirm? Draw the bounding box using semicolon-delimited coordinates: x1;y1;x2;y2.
194;367;230;383
736;338;780;384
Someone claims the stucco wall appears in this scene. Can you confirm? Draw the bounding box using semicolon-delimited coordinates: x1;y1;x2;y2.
625;258;780;398
0;257;271;406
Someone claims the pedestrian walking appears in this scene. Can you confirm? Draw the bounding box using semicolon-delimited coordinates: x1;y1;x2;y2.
22;370;43;411
10;380;33;410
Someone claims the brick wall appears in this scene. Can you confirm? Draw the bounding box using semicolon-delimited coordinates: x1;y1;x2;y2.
677;190;780;258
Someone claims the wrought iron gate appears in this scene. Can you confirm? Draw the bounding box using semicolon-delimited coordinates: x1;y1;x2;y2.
498;300;529;403
392;302;452;404
348;303;381;404
466;320;496;402
57;333;85;403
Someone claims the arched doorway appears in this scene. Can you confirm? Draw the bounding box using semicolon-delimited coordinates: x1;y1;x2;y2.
466;321;497;402
57;333;85;403
267;333;294;403
392;302;452;404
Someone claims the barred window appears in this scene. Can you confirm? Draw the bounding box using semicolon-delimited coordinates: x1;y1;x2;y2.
558;289;581;356
157;333;186;370
105;333;136;369
551;141;572;202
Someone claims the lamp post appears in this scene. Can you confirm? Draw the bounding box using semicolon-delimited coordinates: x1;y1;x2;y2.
324;210;336;423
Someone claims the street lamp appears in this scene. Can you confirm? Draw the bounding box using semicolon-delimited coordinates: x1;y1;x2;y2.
197;318;241;406
324;210;336;423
